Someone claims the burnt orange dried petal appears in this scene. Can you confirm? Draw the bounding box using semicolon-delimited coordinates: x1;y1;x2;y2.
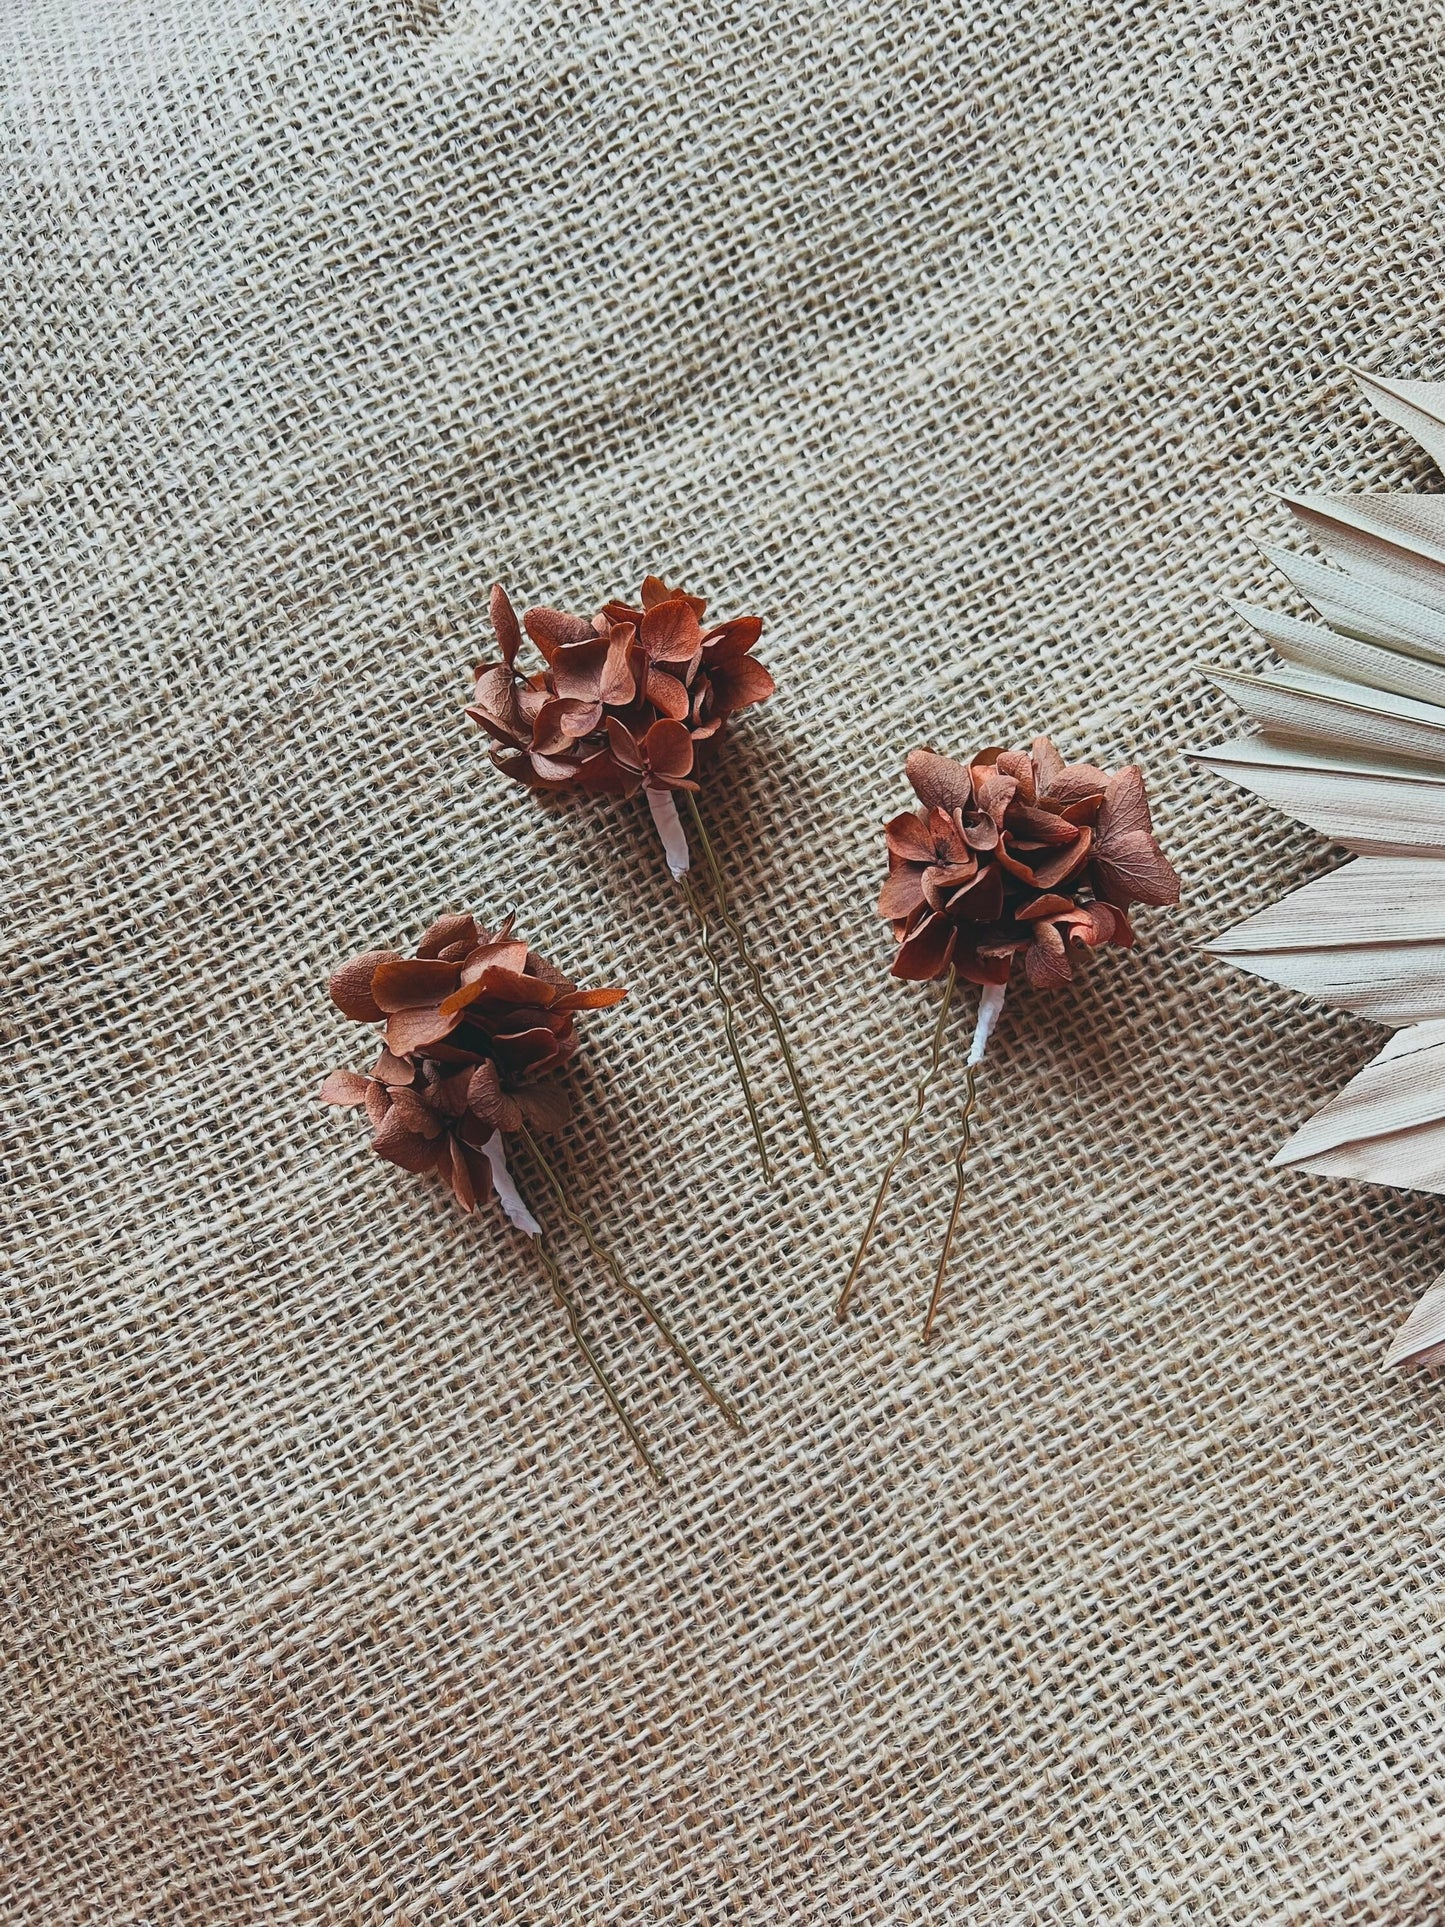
945;865;1003;922
491;1025;563;1079
1055;794;1104;826
577;750;643;795
1030;735;1066;793
329;949;402;1022
1007;803;1081;846
891;911;958;981
530;696;573;757
320;1069;371;1106
1024;920;1073;990
1092;829;1181;908
641;598;703;663
953;943;1016;987
640;575;707;618
642;719;694;781
1099;765;1154;838
701;615;763;662
905;747;974;814
1044;762;1111;804
526;750;583;786
885;811;937;864
444;966;558;1014
466;1059;504;1131
372;1107;446;1173
523;605;593;661
447;1135;479;1212
489;746;536;786
416;913;478;959
922;860;978;911
998;825;1092;891
995;748;1036;803
977;771;1018;821
384;1004;462;1055
469;664;526;742
489;583;523;666
460;939;531;983
432;1067;475;1119
645;666;690;721
605;715;643;769
927;807;971;862
387;1088;444;1138
371;1047;414;1085
879;866;927;921
552;984;627;1011
561;700;604;740
1014;892;1076;921
370;957;462;1012
709;655;775;712
553;634;633;706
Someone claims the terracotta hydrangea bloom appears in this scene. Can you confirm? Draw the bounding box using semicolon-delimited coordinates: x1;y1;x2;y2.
880;738;1180;988
467;576;773;794
843;735;1180;1339
320;911;624;1212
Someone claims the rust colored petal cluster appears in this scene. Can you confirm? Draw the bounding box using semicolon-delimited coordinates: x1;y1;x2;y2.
467;575;774;795
879;739;1180;987
320;911;624;1211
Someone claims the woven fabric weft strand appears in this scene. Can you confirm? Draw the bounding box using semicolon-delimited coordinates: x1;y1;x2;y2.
3;0;1444;1921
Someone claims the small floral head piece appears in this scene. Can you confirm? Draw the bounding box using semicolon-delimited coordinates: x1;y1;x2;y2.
466;576;824;1184
838;737;1180;1339
321;910;739;1482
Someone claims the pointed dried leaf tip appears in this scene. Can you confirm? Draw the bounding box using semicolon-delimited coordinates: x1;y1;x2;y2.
1384;1272;1445;1370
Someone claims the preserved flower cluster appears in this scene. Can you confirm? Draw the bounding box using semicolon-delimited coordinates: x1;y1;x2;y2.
320;912;624;1211
467;576;774;795
880;739;1180;987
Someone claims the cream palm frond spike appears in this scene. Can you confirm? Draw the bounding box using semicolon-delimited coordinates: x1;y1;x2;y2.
1195;367;1445;1372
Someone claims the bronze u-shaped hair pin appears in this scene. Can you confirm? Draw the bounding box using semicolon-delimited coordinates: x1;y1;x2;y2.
838;736;1180;1340
466;577;827;1186
320;910;741;1485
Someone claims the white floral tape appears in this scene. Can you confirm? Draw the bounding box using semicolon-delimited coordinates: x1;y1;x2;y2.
967;981;1007;1068
645;785;691;878
480;1131;542;1236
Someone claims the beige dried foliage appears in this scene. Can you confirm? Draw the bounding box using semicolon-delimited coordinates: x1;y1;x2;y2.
1200;367;1445;1368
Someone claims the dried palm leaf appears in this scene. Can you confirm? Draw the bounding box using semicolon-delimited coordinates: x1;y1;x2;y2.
1196;366;1445;1368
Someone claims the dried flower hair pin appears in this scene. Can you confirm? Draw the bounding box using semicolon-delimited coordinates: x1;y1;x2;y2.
320;910;740;1483
466;576;824;1184
839;738;1180;1338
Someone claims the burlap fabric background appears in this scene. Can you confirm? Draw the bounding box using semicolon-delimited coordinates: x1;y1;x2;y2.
6;0;1445;1919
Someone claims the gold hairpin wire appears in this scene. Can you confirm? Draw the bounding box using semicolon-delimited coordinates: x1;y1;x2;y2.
678;869;774;1185
920;1063;981;1343
683;790;828;1172
836;963;957;1320
518;1123;742;1430
525;1215;663;1486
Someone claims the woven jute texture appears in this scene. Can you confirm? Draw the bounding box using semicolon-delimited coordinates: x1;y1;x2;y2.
5;0;1445;1920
